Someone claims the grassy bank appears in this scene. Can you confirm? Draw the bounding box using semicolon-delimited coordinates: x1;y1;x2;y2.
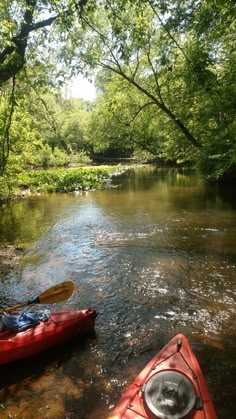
0;165;126;201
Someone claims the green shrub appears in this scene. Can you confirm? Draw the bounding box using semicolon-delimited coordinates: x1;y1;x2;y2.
16;166;121;194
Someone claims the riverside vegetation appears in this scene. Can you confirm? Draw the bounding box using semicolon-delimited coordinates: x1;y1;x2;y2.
0;166;124;202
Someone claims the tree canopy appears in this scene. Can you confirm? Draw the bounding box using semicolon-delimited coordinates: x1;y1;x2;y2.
0;0;235;182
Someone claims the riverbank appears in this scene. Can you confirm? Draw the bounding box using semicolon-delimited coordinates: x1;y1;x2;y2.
0;165;128;204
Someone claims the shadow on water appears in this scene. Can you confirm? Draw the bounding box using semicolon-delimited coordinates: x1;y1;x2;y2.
0;331;96;386
0;332;99;418
190;335;236;419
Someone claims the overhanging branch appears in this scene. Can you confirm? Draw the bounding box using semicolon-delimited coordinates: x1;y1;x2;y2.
99;61;202;149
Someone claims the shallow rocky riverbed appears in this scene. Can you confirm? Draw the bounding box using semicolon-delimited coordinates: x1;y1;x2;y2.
0;245;23;278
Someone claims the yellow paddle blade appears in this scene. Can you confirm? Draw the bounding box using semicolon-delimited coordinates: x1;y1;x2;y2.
6;281;75;312
38;281;75;304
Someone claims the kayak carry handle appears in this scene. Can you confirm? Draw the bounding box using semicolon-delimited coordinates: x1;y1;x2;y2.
177;338;182;351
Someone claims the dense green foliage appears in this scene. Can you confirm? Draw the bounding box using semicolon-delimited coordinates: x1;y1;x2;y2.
0;166;122;200
74;0;236;180
0;0;235;193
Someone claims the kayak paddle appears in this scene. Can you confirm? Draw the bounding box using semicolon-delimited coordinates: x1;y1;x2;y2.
6;281;75;312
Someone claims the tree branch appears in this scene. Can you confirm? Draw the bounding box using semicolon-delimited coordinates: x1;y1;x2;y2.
146;41;165;105
127;102;156;125
99;61;202;149
0;0;89;84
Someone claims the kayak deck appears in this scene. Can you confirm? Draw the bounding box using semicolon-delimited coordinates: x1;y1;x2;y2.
0;309;96;365
109;333;217;418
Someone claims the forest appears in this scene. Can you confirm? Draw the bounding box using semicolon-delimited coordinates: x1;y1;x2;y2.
0;0;235;200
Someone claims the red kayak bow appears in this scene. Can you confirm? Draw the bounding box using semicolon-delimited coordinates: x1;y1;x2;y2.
109;334;217;419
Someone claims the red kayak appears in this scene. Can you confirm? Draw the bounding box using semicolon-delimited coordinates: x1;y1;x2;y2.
0;309;96;365
109;334;217;419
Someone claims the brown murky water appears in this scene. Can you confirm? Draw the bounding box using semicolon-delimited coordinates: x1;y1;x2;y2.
0;167;235;418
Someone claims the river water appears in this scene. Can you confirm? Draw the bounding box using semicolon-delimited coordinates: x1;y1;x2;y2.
0;166;235;418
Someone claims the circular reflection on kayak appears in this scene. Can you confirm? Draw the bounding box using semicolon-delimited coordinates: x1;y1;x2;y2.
143;370;196;419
